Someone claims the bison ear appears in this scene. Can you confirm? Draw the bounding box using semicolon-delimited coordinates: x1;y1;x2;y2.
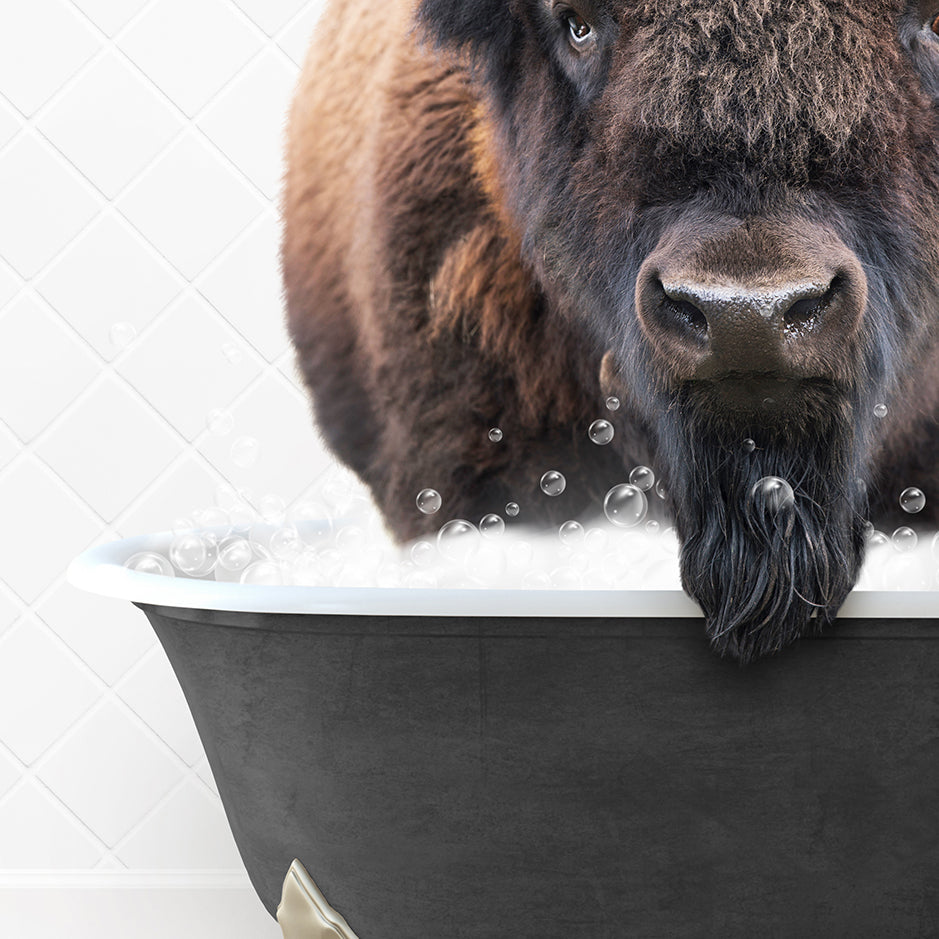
416;0;511;51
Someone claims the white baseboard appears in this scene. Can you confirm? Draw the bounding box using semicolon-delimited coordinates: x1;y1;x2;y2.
0;873;283;939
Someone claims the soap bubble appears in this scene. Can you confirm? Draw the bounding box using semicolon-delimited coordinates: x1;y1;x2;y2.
603;484;648;528
742;438;756;453
231;436;260;468
221;341;243;364
192;507;230;533
750;476;795;515
255;494;284;525
507;540;533;569
335;525;365;551
416;488;442;514
605;396;620;411
540;471;566;497
240;560;286;585
467;545;508;583
228;500;256;528
479;514;505;538
523;570;552;589
206;408;234;436
270;525;304;561
873;403;887;418
169;532;217;576
584;528;609;554
892;526;918;553
171;516;194;536
437;519;480;562
551;566;583;588
505;502;520;517
629;466;655;492
558;520;585;546
109;322;137;349
654;480;667;500
410;540;436;567
290;500;332;540
899;487;926;514
488;427;503;442
217;537;252;573
645;520;660;535
588;420;614;445
866;529;889;548
125;551;174;577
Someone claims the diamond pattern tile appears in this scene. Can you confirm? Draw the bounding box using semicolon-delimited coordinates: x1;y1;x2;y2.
0;95;22;150
115;295;263;440
0;456;100;602
0;0;101;117
277;0;327;66
0;294;99;440
198;214;292;361
118;0;263;118
37;700;183;847
39;581;155;685
0;132;100;279
198;370;333;502
70;0;150;37
198;50;297;199
36;374;182;521
0;781;102;868
116;778;244;869
117;129;263;279
35;212;181;360
116;455;222;537
0;0;336;883
117;648;205;765
0;617;101;764
38;50;183;199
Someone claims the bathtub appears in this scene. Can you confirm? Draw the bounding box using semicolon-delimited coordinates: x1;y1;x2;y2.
69;528;939;938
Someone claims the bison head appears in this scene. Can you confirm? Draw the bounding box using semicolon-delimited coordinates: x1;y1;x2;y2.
418;0;939;661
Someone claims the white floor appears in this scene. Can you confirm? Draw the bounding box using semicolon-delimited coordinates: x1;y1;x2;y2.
0;880;282;939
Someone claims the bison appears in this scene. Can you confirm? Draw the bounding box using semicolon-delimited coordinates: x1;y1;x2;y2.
282;0;939;662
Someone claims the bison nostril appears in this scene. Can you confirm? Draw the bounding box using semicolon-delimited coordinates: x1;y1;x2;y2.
655;278;708;337
669;297;708;334
783;276;841;330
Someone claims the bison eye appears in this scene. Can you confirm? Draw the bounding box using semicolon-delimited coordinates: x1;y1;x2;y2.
933;12;939;34
565;11;593;46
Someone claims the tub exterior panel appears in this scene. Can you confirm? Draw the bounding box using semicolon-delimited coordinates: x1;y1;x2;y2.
139;605;939;938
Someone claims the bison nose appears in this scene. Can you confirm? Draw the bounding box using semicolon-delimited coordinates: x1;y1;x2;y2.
634;218;867;385
655;276;842;375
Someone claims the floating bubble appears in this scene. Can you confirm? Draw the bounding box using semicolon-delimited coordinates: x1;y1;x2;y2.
192;506;230;532
742;438;756;453
551;566;583;588
488;427;503;442
240;560;286;585
588;419;614;445
206;408;234;436
416;488;442;514
654;480;667;500
505;502;520;517
645;520;660;535
228;500;256;527
405;569;439;589
750;476;795;514
540;470;566;497
603;484;648;528
169;532;217;576
629;466;655;492
874;403;887;418
231;436;260;468
605;396;621;411
522;570;553;589
899;487;926;514
467;544;508;583
335;525;365;551
222;341;243;364
257;494;286;525
436;519;480;562
558;520;585;546
217;537;253;573
892;526;918;553
171;516;194;536
109;322;137;349
866;529;889;548
410;540;436;567
290;500;332;539
124;551;174;577
479;513;505;538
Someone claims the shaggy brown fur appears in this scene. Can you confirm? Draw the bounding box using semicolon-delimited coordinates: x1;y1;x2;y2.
283;0;939;660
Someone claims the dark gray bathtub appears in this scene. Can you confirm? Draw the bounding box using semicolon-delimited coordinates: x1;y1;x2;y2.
70;533;939;938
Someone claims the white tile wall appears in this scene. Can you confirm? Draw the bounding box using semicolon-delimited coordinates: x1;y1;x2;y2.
0;0;330;935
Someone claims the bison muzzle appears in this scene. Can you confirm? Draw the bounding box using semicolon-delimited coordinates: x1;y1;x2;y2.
282;0;939;662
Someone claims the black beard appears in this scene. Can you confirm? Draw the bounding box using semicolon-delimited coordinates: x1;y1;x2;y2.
660;396;868;664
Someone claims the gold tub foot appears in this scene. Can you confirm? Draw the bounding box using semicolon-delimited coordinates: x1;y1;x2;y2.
276;859;360;939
